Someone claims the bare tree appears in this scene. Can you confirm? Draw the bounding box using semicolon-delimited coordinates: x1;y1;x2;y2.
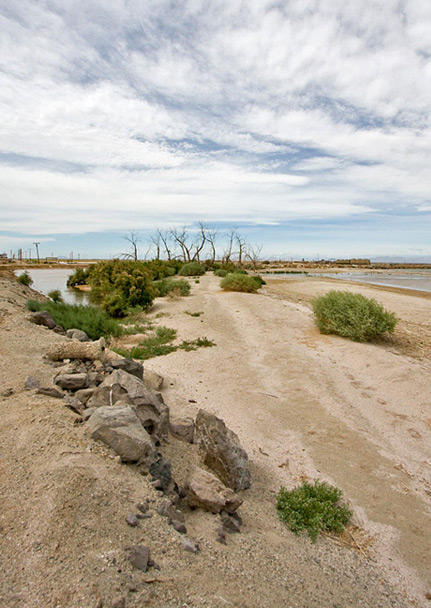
122;230;141;261
157;229;173;261
246;244;263;271
235;233;247;267
206;228;218;265
170;227;192;262
222;229;237;265
191;222;207;262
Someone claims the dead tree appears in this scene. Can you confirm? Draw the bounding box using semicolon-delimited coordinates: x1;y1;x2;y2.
246;244;263;271
235;233;247;267
191;222;207;262
206;228;218;265
122;230;140;261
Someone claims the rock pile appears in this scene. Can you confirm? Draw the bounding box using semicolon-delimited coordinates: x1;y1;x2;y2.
27;324;251;569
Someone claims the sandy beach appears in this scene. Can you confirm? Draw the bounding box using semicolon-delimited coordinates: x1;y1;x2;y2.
1;271;430;607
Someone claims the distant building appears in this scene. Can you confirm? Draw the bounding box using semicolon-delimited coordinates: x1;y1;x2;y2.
0;253;8;260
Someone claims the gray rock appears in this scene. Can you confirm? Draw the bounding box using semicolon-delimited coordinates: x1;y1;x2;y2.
171;520;187;534
136;499;149;513
170;417;194;443
194;409;251;492
29;310;56;329
53;325;66;335
36;386;64;399
87;371;105;387
221;510;241;533
75;387;96;405
181;537;199;553
88;406;155;463
143;369;164;391
111;358;143;380
54;372;89;391
100;369;169;438
126;513;139;527
149;456;173;492
111;598;126;608
66;328;89;342
24;375;40;390
126;545;150;571
86;384;134;409
186;466;243;514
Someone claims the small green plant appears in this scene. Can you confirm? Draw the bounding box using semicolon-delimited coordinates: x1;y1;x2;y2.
17;271;33;286
48;289;64;303
194;279;200;284
27;299;122;340
214;268;228;277
184;310;203;317
276;480;352;541
220;273;262;293
178;262;205;276
153;278;191;297
312;290;397;342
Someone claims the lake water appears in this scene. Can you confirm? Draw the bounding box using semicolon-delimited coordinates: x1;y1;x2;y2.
311;271;431;293
20;268;90;304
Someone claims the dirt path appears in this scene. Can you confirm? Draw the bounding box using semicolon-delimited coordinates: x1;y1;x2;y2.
1;272;430;607
152;274;431;603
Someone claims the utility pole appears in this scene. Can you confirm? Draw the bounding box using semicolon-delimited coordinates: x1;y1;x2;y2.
33;242;40;263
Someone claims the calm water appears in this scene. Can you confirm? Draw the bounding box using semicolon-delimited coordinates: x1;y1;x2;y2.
18;268;90;304
311;271;431;293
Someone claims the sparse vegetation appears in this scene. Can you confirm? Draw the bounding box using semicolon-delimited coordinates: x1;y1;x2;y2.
276;480;353;541
47;289;63;303
17;271;33;286
26;299;122;340
184;310;203;317
312;290;397;342
178;262;206;276
114;325;215;360
153;278;191;297
220;273;262;293
214;268;228;277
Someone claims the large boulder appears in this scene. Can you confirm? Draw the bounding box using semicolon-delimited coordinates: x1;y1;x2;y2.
54;372;89;391
194;410;251;492
187;467;243;514
96;369;169;439
66;328;89;342
88;406;155;463
86;384;134;409
111;358;143;380
30;310;56;329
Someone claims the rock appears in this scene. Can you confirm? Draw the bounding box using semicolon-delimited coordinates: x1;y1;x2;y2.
66;328;89;342
157;499;185;524
171;520;187;534
82;407;97;421
181;537;199;553
86;384;134;409
88;406;155;463
143;369;164;391
194;410;251;492
100;370;169;438
126;513;139;527
136;499;149;513
36;386;64;399
46;338;106;362
30;310;56;329
53;325;66;335
216;525;227;544
111;358;143;380
220;510;241;533
186;467;243;514
126;545;150;572
54;372;89;391
111;598;126;608
24;376;40;390
149;456;173;492
1;388;13;397
87;371;105;387
169;417;194;443
75;387;96;405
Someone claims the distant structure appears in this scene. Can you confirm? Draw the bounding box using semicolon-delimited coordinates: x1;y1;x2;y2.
0;252;8;260
45;256;59;263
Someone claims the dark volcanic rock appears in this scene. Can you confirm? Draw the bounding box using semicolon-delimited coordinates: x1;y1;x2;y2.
126;545;150;571
29;310;56;329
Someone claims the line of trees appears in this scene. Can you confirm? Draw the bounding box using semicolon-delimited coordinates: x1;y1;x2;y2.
121;224;263;271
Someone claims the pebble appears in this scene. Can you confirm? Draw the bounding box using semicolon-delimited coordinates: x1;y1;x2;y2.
126;513;139;527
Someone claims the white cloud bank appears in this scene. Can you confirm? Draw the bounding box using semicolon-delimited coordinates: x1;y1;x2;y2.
1;0;431;255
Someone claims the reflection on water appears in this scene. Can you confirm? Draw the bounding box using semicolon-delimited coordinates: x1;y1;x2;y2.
20;268;90;304
310;271;431;293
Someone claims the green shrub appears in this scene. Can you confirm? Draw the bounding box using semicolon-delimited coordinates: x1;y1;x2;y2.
27;299;122;340
220;273;262;293
67;267;91;287
48;289;63;303
312;290;397;342
153;278;191;297
178;262;205;276
214;269;228;277
276;480;352;541
17;271;33;286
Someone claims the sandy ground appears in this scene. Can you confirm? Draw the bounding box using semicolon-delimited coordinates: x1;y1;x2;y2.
1;271;430;607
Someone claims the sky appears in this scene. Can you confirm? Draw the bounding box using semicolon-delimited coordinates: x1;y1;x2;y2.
1;0;431;261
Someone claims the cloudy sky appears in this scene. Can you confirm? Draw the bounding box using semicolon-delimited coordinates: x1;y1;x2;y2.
1;0;431;260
